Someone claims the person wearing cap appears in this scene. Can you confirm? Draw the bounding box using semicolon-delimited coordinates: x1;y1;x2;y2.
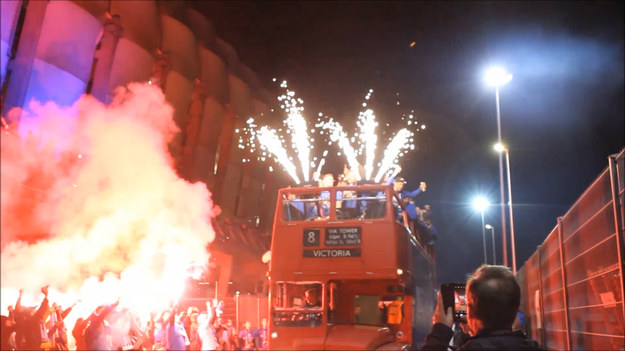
385;175;427;222
389;176;427;198
385;176;427;208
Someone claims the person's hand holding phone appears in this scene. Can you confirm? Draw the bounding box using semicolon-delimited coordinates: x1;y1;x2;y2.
432;292;454;327
441;282;467;323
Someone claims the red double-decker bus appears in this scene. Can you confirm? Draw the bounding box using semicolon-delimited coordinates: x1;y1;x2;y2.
267;184;436;350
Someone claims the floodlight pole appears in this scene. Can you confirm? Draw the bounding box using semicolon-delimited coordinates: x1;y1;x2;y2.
486;224;496;264
504;149;517;274
481;211;487;264
495;87;508;267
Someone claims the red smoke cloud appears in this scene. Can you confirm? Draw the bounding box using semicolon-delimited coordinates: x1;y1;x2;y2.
1;83;217;319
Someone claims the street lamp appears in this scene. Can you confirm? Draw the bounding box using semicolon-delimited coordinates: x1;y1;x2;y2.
494;142;517;274
485;224;496;264
484;66;512;267
472;196;490;264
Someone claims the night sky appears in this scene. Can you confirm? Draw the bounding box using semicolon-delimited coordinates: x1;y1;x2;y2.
199;1;624;283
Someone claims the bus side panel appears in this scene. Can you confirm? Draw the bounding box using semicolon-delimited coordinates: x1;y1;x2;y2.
411;241;436;347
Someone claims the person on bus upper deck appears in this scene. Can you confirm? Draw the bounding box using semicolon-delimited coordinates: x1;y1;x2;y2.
285;190;317;220
385;176;426;221
418;204;438;244
421;265;541;351
386;176;427;200
402;197;420;232
319;173;335;217
402;197;419;221
341;167;368;218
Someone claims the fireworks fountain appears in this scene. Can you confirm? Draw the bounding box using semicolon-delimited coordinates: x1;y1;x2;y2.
317;118;363;181
281;81;312;183
238;80;320;184
359;109;378;181
238;83;425;185
372;128;414;183
256;126;301;184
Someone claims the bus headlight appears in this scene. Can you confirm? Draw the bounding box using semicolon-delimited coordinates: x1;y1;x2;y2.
271;332;278;339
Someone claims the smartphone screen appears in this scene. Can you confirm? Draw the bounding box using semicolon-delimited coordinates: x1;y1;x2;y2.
453;287;467;319
441;283;466;322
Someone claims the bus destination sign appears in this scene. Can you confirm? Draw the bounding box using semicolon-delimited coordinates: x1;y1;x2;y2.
303;248;361;257
324;227;361;246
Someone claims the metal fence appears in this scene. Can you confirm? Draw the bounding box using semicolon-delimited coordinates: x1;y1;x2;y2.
233;294;269;330
517;149;625;350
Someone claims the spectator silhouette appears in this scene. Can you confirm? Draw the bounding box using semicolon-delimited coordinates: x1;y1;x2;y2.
83;300;118;350
238;321;256;350
14;286;49;350
422;265;541;350
255;318;268;350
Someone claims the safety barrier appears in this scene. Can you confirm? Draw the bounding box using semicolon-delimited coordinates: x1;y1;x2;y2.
517;149;625;350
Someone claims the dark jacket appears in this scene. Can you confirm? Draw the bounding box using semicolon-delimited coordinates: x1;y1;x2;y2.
84;304;115;350
422;323;541;351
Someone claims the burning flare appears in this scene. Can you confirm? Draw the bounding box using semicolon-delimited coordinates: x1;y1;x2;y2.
1;83;217;323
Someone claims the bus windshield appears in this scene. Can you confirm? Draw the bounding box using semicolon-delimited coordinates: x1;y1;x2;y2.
272;281;323;327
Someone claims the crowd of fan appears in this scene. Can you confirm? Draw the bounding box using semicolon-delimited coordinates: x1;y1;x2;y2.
0;286;268;351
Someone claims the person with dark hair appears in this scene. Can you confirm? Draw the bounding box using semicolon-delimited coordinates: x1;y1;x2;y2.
422;265;541;350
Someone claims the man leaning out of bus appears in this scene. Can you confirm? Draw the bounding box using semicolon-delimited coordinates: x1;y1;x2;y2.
421;265;542;350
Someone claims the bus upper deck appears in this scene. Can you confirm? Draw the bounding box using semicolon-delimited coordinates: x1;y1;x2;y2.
271;185;434;278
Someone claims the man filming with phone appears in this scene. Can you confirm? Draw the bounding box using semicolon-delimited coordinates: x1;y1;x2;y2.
422;265;540;350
